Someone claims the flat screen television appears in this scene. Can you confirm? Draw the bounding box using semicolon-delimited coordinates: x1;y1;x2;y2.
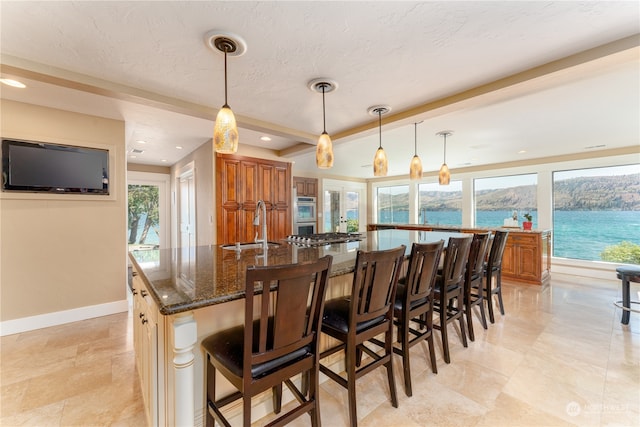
1;138;109;195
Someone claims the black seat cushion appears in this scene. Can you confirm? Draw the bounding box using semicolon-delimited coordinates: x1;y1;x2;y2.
202;319;311;379
434;275;460;293
393;283;428;311
616;265;640;282
322;297;385;334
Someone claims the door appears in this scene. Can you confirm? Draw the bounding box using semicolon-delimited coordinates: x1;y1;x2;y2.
127;172;170;251
178;163;196;284
322;180;366;233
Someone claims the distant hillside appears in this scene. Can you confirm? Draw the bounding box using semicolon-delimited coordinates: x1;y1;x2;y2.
378;174;639;211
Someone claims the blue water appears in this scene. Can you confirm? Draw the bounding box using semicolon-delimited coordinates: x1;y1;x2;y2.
128;213;160;245
378;209;640;262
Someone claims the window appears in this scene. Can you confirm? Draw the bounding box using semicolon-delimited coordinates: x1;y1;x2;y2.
474;174;537;227
417;181;462;226
127;171;170;251
553;165;640;263
377;185;409;224
128;184;160;250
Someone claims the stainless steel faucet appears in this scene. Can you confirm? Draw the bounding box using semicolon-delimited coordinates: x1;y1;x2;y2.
253;199;268;251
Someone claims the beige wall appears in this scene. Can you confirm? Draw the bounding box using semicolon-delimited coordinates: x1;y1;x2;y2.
0;100;127;322
171;139;214;246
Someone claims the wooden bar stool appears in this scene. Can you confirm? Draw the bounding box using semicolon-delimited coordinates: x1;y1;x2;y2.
464;232;491;341
390;241;443;396
201;255;333;427
483;230;509;323
434;236;472;364
319;245;405;427
615;265;640;325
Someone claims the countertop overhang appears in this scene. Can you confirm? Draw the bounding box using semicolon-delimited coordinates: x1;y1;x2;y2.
129;229;471;315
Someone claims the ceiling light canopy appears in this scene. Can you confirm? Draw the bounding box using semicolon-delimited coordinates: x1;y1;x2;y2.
409;121;423;180
309;78;338;169
437;130;453;185
368;106;391;177
206;31;247;154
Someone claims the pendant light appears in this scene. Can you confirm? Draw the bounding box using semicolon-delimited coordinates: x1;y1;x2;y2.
409;121;423;180
206;32;246;154
437;130;453;185
369;105;390;177
309;78;337;169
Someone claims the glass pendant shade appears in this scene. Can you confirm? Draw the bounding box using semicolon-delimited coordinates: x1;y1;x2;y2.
214;105;239;153
373;147;388;177
409;155;423;180
316;131;334;168
439;163;450;185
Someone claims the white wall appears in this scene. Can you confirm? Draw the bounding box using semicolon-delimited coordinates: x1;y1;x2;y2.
0;100;127;333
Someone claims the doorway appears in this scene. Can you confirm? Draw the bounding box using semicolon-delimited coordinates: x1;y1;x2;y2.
127;171;170;251
322;180;366;233
177;162;196;284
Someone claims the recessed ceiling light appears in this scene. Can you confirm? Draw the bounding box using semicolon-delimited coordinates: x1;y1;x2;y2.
132;148;144;154
517;150;527;154
136;140;147;144
130;155;137;159
260;136;271;142
361;164;372;168
0;78;26;88
176;146;183;149
161;159;167;162
584;144;606;150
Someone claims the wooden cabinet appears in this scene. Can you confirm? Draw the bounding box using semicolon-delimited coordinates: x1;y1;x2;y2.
293;176;317;198
131;270;158;427
217;154;291;245
502;230;551;285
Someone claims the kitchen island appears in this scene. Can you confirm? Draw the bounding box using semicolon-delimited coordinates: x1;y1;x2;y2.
128;229;469;426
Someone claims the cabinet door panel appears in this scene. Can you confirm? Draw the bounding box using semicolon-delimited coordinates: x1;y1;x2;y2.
241;161;259;206
305;180;317;198
274;166;290;206
517;245;540;280
258;163;274;203
501;243;517;276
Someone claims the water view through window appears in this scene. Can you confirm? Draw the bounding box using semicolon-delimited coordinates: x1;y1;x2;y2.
418;181;462;225
553;165;639;264
128;184;160;251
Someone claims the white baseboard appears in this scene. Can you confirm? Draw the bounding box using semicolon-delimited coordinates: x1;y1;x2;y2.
0;300;129;336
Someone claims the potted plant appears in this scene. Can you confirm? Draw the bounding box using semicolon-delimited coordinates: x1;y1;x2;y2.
522;212;533;230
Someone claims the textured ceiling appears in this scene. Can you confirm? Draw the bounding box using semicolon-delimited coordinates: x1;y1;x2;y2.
1;1;638;177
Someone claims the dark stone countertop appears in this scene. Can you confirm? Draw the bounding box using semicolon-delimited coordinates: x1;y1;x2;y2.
129;229;471;315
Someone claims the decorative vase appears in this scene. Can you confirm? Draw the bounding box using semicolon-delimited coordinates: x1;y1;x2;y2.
523;221;533;230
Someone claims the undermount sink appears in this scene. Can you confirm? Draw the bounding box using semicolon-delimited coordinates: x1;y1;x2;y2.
221;242;281;251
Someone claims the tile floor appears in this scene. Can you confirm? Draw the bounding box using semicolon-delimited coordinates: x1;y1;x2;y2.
1;273;638;426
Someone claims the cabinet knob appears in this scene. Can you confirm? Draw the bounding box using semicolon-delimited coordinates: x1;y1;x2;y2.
132;289;138;296
141;318;148;325
139;312;145;319
141;290;148;297
132;271;138;277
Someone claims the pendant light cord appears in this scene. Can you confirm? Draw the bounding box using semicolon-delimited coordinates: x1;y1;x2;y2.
443;133;447;163
414;123;418;155
223;47;229;107
378;110;382;149
322;85;327;133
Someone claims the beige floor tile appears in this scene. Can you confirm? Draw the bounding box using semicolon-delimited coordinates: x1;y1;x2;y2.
476;392;577;427
504;364;604;426
0;401;64;426
19;360;112;412
2;273;639;427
